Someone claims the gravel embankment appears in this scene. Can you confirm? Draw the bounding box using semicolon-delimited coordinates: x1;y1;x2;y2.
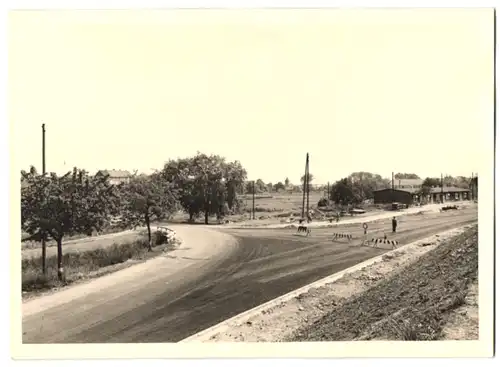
288;225;478;341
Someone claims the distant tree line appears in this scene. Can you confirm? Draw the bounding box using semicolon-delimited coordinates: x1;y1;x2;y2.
324;172;474;207
242;173;319;194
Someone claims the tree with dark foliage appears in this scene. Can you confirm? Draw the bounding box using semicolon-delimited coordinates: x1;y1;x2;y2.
162;152;247;224
21;167;118;280
119;173;179;251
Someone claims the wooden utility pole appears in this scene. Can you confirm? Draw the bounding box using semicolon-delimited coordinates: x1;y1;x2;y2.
391;171;395;204
476;173;478;200
471;172;474;200
441;173;444;203
252;180;255;220
306;153;310;217
301;154;307;219
41;123;47;275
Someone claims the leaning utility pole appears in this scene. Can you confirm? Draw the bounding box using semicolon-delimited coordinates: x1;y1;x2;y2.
252;180;256;220
41;123;47;275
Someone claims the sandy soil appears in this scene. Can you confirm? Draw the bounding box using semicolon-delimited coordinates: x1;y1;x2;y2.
193;224;475;342
22;225;237;318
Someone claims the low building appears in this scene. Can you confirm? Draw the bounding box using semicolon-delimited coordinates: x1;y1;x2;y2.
95;169;132;186
373;188;418;206
393;178;423;190
373;186;471;205
426;186;471;203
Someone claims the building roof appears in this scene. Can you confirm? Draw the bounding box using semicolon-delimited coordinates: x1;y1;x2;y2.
374;188;420;194
96;169;131;178
374;186;470;194
431;187;470;193
394;178;423;187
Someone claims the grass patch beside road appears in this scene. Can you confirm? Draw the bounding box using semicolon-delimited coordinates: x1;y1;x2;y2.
22;225;133;249
22;232;180;296
288;225;478;341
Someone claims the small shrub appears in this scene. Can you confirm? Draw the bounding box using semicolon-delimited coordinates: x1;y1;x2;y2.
317;198;329;207
386;309;442;341
449;290;468;309
21;270;52;291
154;231;169;245
387;319;419;340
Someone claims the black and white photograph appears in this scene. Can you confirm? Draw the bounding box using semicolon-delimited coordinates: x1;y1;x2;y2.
6;2;495;360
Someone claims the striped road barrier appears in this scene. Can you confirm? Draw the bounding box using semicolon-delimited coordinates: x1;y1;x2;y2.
332;233;353;242
364;237;399;249
297;225;311;236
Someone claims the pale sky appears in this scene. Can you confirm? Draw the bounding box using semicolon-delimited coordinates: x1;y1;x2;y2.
8;9;493;184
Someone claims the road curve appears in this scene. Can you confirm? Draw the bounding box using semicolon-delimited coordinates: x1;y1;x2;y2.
22;208;477;343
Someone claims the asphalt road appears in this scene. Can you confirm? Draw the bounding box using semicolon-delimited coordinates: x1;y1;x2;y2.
22;208;477;343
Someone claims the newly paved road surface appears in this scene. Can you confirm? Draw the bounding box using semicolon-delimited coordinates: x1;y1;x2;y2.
22;208;477;343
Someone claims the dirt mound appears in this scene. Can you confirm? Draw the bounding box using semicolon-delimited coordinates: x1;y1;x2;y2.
288;225;478;341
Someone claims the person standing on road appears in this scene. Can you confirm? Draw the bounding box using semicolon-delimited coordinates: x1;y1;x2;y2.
392;216;398;233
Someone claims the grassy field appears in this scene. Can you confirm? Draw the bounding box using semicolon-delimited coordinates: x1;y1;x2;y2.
21;230;146;260
167;191;327;224
22;225;130;249
22;231;180;296
288;225;478;341
240;191;324;212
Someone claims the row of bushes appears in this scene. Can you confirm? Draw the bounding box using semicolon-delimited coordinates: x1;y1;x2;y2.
22;231;178;292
